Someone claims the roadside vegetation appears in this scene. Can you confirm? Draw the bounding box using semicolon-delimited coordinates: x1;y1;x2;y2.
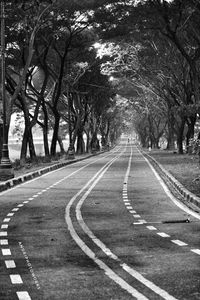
0;0;200;180
146;149;200;198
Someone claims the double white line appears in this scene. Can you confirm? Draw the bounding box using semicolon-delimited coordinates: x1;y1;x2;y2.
65;146;178;300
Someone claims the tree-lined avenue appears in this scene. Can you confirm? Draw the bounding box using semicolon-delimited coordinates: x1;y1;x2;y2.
0;138;199;299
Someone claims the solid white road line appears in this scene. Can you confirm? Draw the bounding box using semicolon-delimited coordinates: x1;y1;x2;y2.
121;263;178;300
66;150;150;299
142;152;200;221
74;147;178;300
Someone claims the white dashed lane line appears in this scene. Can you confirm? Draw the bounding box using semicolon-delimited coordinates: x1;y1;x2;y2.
7;213;14;217
12;208;19;211
3;218;11;222
5;260;16;268
157;232;170;238
0;239;8;245
2;248;11;255
0;231;7;236
146;226;157;230
171;240;188;246
17;291;32;300
1;224;8;229
133;214;141;218
10;274;23;284
191;249;200;255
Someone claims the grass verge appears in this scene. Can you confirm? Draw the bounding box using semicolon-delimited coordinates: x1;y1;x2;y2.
146;150;200;198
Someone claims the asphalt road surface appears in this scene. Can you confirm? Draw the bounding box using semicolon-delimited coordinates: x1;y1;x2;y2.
0;139;200;300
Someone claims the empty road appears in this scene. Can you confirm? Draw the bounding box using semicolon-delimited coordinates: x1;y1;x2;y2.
0;139;200;300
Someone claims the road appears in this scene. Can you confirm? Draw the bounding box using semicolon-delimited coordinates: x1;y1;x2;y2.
0;139;200;300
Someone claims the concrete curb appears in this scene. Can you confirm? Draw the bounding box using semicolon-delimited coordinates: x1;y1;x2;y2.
0;153;98;193
143;152;200;209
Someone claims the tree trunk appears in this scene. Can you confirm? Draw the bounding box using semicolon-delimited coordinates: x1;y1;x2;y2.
20;126;29;164
166;113;176;150
177;117;186;154
28;130;36;159
57;135;65;154
0;124;3;160
50;111;60;156
186;116;196;154
76;130;85;154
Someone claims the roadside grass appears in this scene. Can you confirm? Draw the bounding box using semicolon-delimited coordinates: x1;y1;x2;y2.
147;150;200;198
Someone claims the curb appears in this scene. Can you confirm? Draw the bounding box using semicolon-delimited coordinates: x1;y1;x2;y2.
143;152;200;209
0;153;99;193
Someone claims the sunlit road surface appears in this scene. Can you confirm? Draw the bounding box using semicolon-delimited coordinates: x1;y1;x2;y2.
0;138;200;300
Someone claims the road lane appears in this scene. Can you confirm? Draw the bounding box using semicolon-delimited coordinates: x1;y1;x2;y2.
0;140;199;300
79;143;200;299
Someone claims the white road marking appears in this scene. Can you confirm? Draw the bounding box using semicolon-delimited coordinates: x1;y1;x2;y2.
7;213;14;217
129;210;136;213
191;249;200;255
133;221;145;225
1;224;8;229
28;198;34;200
0;239;8;245
2;248;11;255
123;199;129;202
23;201;29;204
3;218;10;222
121;263;178;300
0;231;7;236
0;149;118;198
5;260;16;268
124;202;130;205
12;208;19;211
16;291;32;300
127;206;133;209
142;153;200;221
17;204;24;207
157;232;170;238
71;147;178;300
146;226;157;230
140;220;147;223
32;195;38;198
10;274;23;284
171;240;188;246
133;214;141;218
